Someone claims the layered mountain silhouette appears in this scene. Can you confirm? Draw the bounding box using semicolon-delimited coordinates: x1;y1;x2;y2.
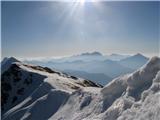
24;52;149;85
63;70;111;85
119;53;149;69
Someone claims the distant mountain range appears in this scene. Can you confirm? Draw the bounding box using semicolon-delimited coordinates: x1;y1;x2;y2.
63;70;111;85
105;53;130;61
119;53;149;69
24;52;129;64
24;52;149;85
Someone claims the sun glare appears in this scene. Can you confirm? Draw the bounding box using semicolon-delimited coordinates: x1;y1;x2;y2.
80;0;85;5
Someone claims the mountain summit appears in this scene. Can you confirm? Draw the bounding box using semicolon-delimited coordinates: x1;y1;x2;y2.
80;51;102;56
119;53;149;69
1;57;20;73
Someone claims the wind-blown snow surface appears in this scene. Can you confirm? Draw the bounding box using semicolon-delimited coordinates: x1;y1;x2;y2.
2;57;160;120
1;57;102;115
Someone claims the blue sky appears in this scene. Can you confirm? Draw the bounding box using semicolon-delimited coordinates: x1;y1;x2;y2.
2;1;159;58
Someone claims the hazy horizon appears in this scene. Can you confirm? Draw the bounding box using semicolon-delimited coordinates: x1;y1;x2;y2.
2;1;159;59
1;51;155;61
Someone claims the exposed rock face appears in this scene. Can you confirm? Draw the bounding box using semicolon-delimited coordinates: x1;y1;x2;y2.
1;63;46;113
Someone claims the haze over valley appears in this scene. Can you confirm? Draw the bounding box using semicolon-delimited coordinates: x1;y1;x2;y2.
24;52;149;85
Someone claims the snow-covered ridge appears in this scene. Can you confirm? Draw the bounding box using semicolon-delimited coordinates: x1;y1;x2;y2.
2;56;160;120
1;57;102;114
101;56;160;100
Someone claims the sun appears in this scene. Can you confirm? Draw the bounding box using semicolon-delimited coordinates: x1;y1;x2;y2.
80;0;85;5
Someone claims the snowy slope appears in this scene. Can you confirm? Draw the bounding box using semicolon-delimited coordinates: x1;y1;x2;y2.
117;71;160;120
1;57;102;115
2;56;160;120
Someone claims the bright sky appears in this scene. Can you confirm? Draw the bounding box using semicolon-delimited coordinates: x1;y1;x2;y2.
2;1;160;59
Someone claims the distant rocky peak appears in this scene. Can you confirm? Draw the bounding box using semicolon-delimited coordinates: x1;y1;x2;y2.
80;51;102;56
133;53;146;58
